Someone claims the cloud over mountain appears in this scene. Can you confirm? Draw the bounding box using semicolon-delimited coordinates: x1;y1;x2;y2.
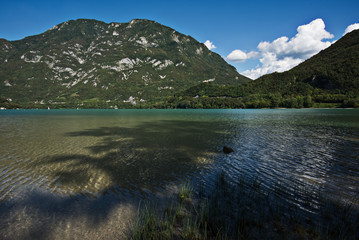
344;23;359;36
228;18;335;79
226;49;258;62
204;40;216;50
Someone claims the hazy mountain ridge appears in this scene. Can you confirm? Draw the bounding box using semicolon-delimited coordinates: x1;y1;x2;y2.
0;19;248;108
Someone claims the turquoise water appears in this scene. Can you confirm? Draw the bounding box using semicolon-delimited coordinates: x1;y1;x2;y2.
0;109;358;239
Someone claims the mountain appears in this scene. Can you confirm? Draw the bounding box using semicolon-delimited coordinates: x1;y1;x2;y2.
251;29;359;93
0;19;249;108
165;30;359;108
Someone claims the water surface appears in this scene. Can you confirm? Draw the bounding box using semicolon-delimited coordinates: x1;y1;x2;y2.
0;109;358;239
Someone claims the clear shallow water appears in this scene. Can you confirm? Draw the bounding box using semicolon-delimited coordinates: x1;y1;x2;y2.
0;109;358;239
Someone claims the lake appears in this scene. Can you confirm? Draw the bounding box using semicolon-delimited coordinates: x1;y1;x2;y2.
0;109;358;239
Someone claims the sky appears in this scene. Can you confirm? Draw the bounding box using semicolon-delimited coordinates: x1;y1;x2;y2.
1;0;358;79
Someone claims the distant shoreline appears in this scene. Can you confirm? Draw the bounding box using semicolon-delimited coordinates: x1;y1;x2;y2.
1;107;357;111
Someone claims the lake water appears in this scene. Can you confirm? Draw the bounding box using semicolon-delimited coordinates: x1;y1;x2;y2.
0;109;358;239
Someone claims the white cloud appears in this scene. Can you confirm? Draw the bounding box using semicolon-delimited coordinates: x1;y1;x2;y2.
227;49;258;62
344;23;359;36
204;40;216;50
229;18;335;79
241;54;303;80
257;18;333;60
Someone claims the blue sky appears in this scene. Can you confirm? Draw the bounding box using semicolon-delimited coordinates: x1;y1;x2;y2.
1;0;358;79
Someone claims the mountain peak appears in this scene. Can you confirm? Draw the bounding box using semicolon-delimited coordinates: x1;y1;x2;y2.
48;18;160;31
128;19;157;24
47;18;108;33
0;18;249;108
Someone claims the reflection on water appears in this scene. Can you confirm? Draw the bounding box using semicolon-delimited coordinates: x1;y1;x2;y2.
0;109;358;239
